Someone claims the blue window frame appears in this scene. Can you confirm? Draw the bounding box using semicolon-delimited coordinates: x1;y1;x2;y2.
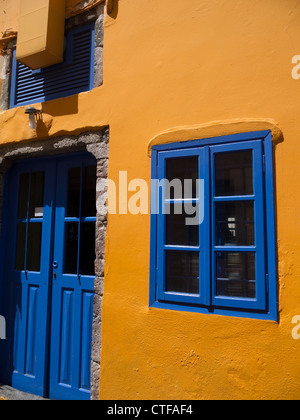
10;23;95;108
150;131;277;320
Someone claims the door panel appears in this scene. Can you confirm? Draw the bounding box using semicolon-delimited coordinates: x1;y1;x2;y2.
0;153;97;400
49;155;96;400
1;159;55;397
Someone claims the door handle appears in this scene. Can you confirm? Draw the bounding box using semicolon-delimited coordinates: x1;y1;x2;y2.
53;262;58;280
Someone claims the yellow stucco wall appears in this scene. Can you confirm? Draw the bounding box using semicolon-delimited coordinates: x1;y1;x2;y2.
1;0;300;400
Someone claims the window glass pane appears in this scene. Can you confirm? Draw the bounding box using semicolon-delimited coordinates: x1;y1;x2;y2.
166;251;199;294
18;173;29;219
67;168;81;217
29;172;45;218
215;201;254;246
166;203;199;246
27;223;42;272
166;157;198;199
79;223;95;275
15;223;26;271
215;151;253;196
81;166;96;217
64;223;78;274
216;252;255;298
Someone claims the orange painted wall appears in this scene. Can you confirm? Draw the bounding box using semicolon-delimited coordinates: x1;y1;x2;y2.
1;0;300;400
0;0;19;33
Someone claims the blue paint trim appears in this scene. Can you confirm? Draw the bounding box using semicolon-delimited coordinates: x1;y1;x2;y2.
202;146;211;306
9;49;18;109
89;25;96;91
149;149;159;306
149;130;278;321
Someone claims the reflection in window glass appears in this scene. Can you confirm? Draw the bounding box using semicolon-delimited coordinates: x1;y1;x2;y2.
215;201;254;246
216;252;255;298
29;172;45;218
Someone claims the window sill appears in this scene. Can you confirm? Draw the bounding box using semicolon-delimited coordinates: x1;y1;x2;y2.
150;301;278;322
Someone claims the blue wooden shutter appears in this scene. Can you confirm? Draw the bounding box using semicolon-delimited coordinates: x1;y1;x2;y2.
10;24;95;108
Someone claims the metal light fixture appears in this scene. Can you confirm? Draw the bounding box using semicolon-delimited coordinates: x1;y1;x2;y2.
25;107;41;130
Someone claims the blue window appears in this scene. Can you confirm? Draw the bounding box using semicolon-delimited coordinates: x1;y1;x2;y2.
150;131;277;320
10;24;95;108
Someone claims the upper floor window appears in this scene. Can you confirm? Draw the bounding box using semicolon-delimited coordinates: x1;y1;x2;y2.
150;131;277;320
9;24;95;108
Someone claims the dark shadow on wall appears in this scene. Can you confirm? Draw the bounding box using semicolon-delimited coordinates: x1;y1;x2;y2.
33;95;79;137
107;0;119;19
41;94;79;117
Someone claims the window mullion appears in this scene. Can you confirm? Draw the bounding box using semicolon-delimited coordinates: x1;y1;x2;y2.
199;146;211;306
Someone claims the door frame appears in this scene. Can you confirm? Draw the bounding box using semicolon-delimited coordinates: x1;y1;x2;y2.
0;128;109;400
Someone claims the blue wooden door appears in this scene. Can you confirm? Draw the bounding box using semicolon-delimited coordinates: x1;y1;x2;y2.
0;153;97;400
0;159;56;397
48;156;97;400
